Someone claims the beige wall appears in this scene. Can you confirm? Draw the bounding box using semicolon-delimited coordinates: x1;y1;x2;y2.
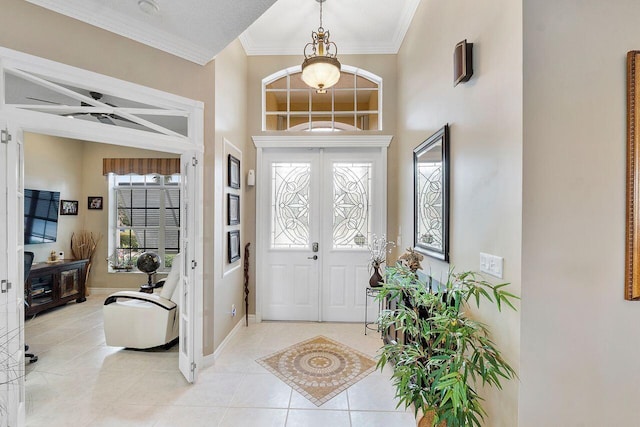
397;1;522;425
1;0;218;355
24;134;84;263
211;39;249;352
521;1;640;425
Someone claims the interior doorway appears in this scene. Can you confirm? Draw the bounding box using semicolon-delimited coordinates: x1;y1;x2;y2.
254;136;391;323
0;47;204;426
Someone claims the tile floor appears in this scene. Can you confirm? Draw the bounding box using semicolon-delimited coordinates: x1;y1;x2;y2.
24;294;415;427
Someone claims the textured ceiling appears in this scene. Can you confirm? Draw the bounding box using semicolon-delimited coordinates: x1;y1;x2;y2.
25;0;420;64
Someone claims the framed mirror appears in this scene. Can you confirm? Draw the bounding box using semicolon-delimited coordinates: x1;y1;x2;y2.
414;125;450;262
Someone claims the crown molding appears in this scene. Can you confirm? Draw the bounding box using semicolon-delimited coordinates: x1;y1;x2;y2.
26;0;215;65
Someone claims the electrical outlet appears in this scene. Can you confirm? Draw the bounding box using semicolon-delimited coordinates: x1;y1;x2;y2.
480;252;504;279
231;304;236;317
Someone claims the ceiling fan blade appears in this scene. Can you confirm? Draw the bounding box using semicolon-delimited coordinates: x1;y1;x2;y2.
26;97;61;105
109;114;137;124
96;114;116;125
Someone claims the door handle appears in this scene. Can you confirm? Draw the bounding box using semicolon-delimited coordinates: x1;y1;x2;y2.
307;255;318;260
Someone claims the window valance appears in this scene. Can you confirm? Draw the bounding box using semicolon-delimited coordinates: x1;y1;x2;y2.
102;158;180;176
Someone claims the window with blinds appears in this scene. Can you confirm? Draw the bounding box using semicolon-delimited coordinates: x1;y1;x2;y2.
109;173;180;271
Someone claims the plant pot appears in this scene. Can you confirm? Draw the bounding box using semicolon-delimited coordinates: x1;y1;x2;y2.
369;265;384;287
417;408;446;427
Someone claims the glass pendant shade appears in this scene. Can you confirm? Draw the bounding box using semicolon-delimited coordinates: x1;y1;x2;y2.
302;56;341;90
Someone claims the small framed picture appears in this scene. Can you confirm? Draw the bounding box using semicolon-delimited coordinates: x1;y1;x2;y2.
88;196;103;210
228;154;240;189
228;194;240;225
228;230;240;263
60;200;78;216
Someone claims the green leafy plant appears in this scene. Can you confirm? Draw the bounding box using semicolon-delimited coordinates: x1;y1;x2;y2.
376;264;518;427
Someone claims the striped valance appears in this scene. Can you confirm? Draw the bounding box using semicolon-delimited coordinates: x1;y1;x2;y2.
103;158;180;176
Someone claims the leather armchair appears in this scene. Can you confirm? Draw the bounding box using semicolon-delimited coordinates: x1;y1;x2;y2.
103;254;181;349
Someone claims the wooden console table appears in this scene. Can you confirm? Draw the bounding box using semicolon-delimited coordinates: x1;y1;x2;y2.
26;259;89;316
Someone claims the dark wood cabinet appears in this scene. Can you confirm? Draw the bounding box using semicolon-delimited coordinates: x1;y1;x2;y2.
26;259;89;316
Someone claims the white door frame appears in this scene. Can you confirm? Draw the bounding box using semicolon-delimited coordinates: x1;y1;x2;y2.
0;47;204;422
252;135;392;323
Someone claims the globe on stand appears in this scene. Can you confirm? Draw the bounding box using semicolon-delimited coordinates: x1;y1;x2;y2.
137;251;161;290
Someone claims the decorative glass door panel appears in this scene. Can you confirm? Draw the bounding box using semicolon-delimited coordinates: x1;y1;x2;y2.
332;162;372;250
271;163;311;249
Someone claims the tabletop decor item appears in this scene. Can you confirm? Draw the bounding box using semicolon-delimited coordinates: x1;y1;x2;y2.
367;234;395;287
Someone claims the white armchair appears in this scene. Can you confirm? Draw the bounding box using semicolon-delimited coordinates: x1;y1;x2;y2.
103;254;181;349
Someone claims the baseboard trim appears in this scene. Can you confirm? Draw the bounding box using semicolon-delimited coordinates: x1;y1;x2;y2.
202;314;256;369
87;287;137;295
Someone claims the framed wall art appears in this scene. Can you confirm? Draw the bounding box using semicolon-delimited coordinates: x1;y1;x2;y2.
60;200;78;215
228;154;240;189
228;230;240;263
228;193;240;225
88;196;103;210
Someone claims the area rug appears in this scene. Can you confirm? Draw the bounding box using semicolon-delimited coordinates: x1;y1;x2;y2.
257;335;377;406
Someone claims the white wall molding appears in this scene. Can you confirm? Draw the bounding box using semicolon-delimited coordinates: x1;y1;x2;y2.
252;135;393;149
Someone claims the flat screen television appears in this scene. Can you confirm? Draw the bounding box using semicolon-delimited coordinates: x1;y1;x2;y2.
24;189;60;244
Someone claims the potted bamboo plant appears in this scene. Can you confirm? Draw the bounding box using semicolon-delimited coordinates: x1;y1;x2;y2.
376;263;518;427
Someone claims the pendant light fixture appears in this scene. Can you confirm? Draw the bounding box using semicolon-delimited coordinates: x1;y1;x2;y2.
301;0;341;92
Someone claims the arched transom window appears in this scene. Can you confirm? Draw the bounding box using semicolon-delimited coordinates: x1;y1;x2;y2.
263;65;382;131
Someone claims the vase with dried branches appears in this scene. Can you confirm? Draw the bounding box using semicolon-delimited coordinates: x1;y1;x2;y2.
71;231;102;294
367;234;395;287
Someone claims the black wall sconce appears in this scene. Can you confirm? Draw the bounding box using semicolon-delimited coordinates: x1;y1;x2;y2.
454;39;473;86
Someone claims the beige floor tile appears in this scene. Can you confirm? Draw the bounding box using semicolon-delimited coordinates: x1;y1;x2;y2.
173;372;244;407
350;410;417;427
219;408;288;427
228;373;292;408
286;409;351;427
288;389;349;410
85;403;160;427
152;405;227;426
347;374;407;412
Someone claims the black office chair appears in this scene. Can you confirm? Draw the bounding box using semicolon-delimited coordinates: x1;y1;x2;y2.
24;251;38;364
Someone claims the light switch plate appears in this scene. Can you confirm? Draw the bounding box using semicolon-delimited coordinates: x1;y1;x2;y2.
480;252;503;279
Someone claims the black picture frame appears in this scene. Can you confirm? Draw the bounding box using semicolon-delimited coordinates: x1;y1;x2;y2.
414;124;450;262
228;230;240;263
60;200;78;216
228;193;240;225
228;154;240;189
88;196;103;210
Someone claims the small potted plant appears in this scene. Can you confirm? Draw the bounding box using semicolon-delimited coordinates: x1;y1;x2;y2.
376;263;518;427
107;249;134;271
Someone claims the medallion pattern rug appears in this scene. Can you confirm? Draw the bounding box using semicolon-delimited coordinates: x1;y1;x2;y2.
257;335;377;406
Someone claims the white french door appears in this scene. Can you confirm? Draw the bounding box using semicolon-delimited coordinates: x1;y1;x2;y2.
0;123;26;427
178;152;200;383
259;146;385;322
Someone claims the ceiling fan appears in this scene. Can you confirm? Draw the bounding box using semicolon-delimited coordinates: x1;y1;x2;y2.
26;91;135;126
